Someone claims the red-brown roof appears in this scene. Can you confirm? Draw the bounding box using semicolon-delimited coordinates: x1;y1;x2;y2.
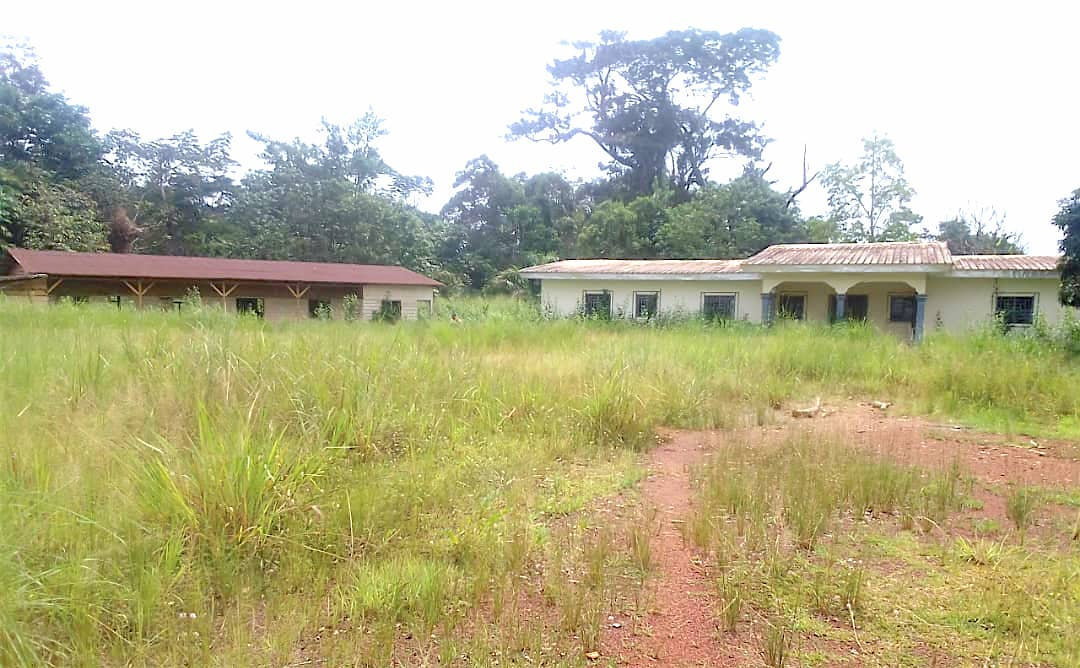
952;255;1060;272
519;258;745;275
5;248;441;287
743;241;953;266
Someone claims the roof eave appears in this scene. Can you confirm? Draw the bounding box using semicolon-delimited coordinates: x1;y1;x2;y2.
518;271;761;281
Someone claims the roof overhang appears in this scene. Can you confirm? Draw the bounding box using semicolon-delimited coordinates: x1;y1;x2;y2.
519;271;762;281
749;264;952;274
947;270;1059;279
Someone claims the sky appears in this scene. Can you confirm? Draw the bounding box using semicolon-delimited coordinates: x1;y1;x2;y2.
7;0;1079;254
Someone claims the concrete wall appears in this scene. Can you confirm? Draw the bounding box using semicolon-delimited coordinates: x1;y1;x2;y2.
540;278;763;321
926;276;1067;332
538;274;1074;337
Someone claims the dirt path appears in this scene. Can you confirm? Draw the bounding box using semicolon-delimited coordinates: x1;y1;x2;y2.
601;430;754;667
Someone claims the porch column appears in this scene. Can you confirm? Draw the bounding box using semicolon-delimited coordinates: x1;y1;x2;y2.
914;294;928;342
761;292;775;326
834;293;846;321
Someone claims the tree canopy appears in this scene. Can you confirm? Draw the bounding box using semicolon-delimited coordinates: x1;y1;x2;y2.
510;29;780;198
820;135;921;242
1053;189;1080;307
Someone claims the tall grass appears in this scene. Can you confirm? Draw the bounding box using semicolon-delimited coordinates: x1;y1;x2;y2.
2;298;1080;664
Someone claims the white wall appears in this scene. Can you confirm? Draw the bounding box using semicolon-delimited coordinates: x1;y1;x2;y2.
540;278;763;321
926;276;1067;332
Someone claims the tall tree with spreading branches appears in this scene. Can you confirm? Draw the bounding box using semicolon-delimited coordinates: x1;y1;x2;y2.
509;28;780;198
1052;189;1080;306
821;135;921;242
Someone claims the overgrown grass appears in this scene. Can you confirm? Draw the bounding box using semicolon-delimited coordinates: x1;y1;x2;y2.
689;431;1080;665
2;298;1080;664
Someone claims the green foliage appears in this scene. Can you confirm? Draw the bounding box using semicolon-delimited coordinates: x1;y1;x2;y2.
935;208;1023;255
821;134;921;242
511;28;781;197
657;172;805;257
1052;188;1080;307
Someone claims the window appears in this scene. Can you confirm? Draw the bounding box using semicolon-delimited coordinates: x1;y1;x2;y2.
376;299;402;322
416;299;432;317
634;292;659;319
889;295;917;324
702;293;736;321
583;291;611;319
236;297;264;318
308;299;332;319
829;294;868;322
995;294;1035;326
777;294;805;320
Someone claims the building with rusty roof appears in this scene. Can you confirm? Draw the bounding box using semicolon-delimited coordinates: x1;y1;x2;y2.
0;248;441;321
520;241;1067;340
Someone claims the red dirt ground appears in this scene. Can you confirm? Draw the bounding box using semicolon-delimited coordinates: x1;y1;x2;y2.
598;400;1080;667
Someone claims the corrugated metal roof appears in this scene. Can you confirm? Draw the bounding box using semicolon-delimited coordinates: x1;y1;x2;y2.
743;241;953;266
519;259;745;275
6;248;442;286
953;255;1060;272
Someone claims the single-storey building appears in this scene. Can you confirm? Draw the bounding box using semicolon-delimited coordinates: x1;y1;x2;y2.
0;248;441;321
520;241;1068;340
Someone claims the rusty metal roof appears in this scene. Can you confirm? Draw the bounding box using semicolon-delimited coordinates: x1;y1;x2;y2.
5;248;442;286
743;241;953;266
952;255;1060;272
519;259;745;275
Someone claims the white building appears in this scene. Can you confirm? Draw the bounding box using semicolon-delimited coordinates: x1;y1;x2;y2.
519;241;1067;341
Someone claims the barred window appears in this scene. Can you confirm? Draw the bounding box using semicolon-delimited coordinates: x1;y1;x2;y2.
583;291;611;319
702;293;736;320
634;292;659;319
995;295;1035;326
889;295;917;323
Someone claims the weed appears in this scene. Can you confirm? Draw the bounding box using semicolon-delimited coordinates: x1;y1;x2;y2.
1006;487;1041;543
762;615;794;668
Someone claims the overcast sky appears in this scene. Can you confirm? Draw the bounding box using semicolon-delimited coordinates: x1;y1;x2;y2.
8;1;1078;254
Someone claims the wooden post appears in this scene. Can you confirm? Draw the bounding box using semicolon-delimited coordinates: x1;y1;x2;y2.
45;278;65;295
208;282;239;311
122;280;156;309
285;283;309;317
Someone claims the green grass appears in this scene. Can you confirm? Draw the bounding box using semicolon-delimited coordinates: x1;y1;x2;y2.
3;297;1080;665
689;432;1080;666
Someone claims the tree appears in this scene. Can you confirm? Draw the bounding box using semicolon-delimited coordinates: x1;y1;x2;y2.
510;28;780;198
935;208;1023;255
578;189;670;258
1052;189;1080;307
0;41;109;250
821;135;921;242
104;129;235;255
656;172;804;258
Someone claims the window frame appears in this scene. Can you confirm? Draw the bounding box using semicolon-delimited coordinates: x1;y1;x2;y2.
582;290;612;319
308;299;332;319
776;292;807;321
416;299;432;318
701;292;737;321
633;291;660;319
235;297;265;318
994;293;1037;327
376;299;403;322
828;293;869;323
888;293;918;324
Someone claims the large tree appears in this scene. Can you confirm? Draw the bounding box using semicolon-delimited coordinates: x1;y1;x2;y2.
510;28;780;198
0;42;108;250
1053;189;1080;307
935;208;1023;255
821;135;921;242
657;171;805;258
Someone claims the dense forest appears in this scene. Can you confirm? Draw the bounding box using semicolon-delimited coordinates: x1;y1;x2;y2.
0;31;1025;291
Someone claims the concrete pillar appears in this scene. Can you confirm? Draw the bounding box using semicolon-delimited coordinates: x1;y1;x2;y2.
761;292;775;325
914;294;928;342
835;293;846;322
